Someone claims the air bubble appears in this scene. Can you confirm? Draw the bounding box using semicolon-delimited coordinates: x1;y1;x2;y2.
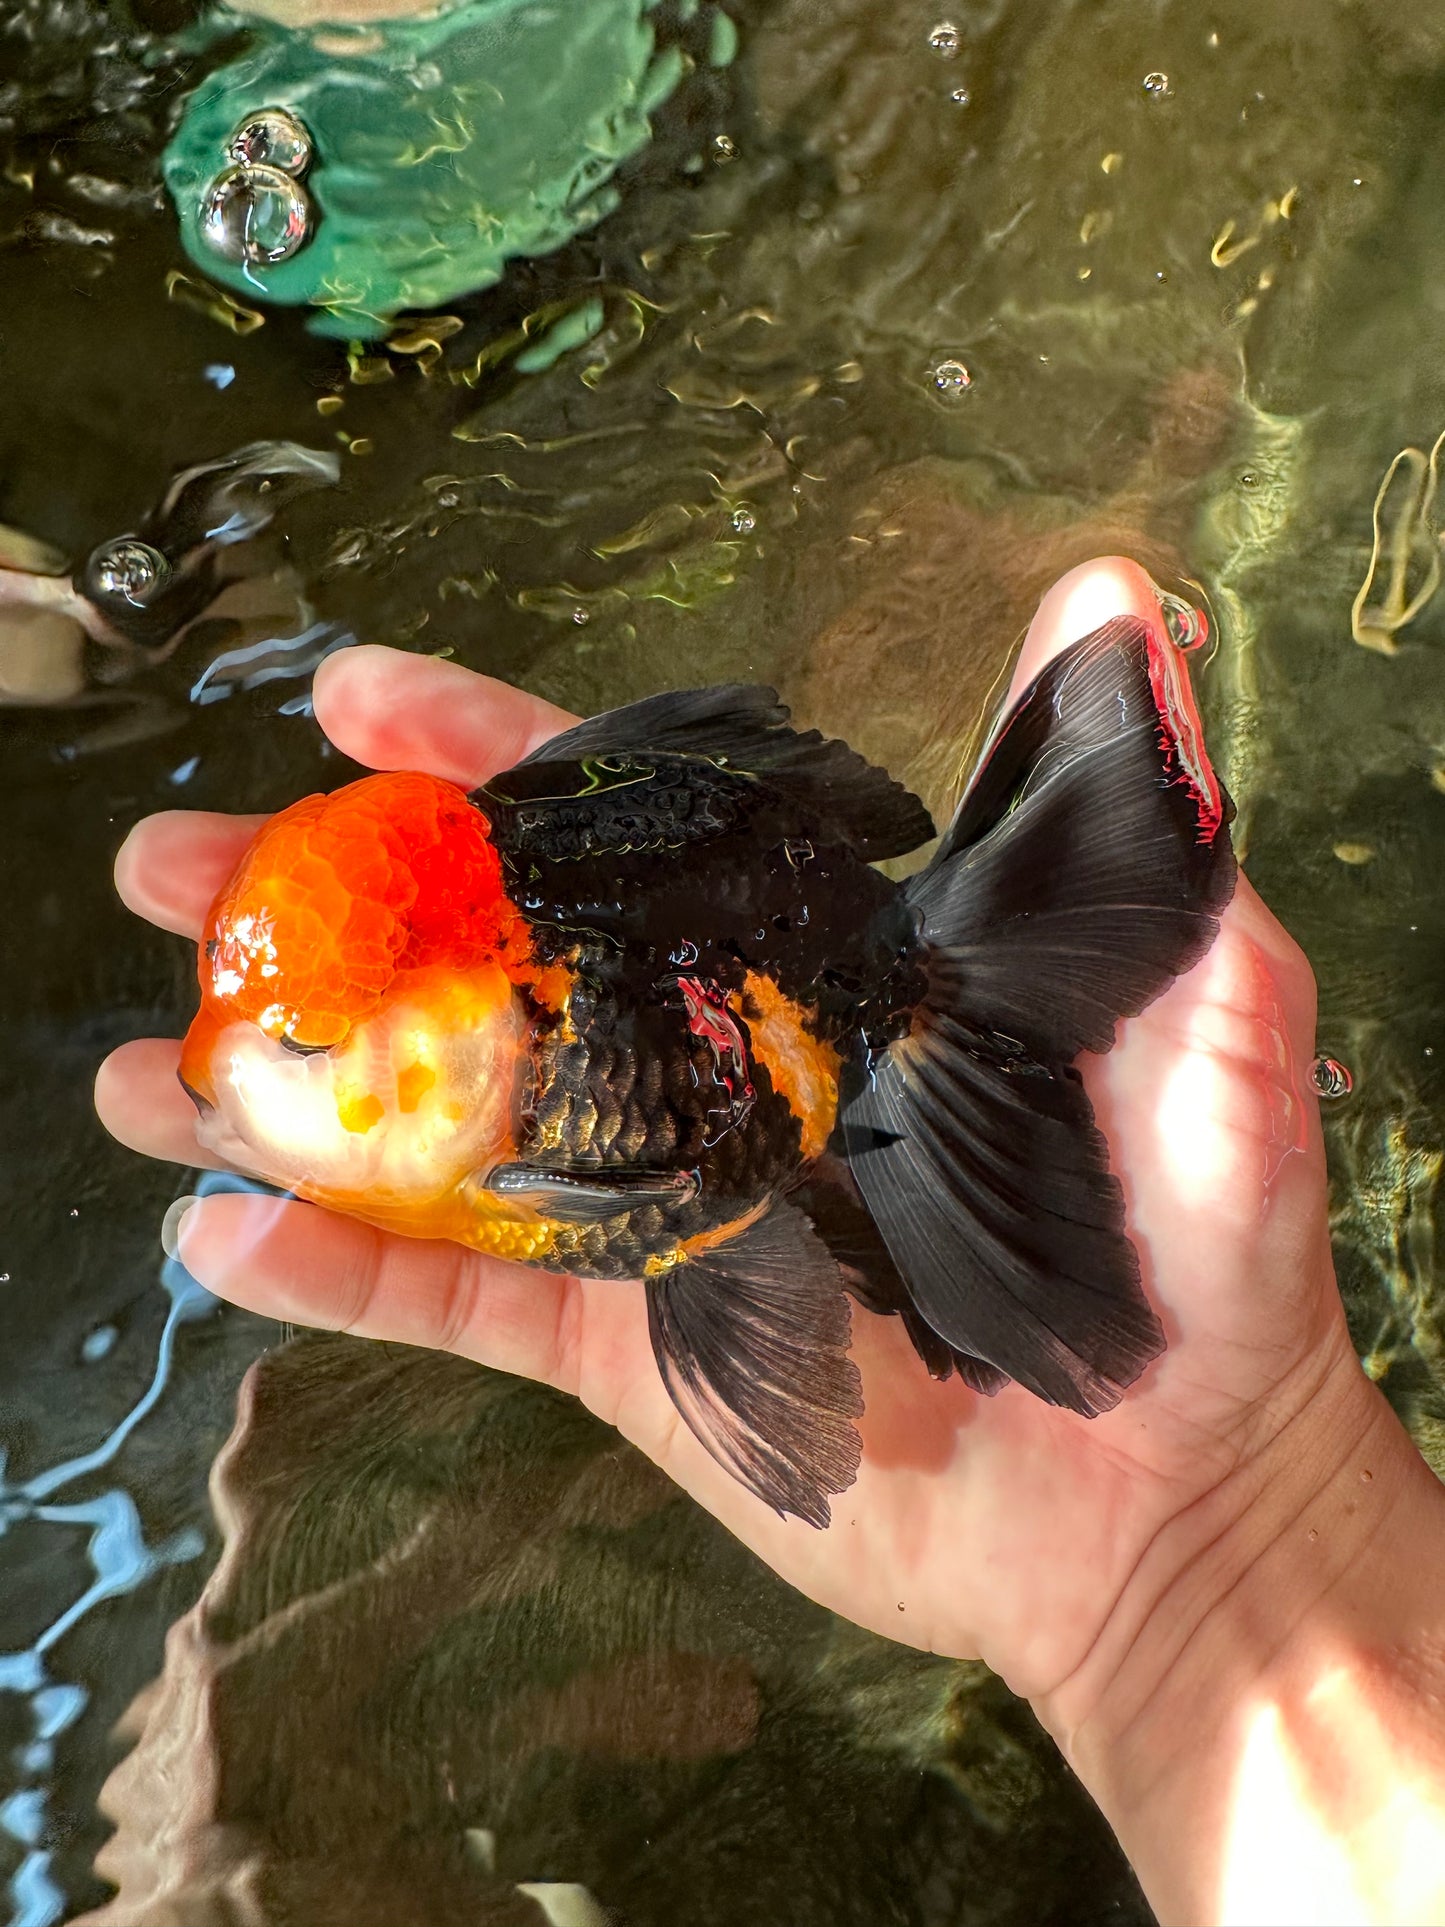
1159;593;1209;652
931;357;973;401
202;165;312;267
1309;1056;1354;1099
161;1194;202;1260
928;22;961;57
87;538;170;608
81;1325;118;1363
1142;71;1172;97
227;108;312;178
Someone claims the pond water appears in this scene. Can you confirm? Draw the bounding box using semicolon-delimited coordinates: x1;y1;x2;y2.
4;0;1445;1921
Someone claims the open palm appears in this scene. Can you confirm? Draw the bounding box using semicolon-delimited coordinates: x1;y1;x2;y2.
95;557;1354;1706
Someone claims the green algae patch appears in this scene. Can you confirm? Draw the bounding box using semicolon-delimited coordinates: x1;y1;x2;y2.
164;0;707;339
709;8;738;65
512;297;607;373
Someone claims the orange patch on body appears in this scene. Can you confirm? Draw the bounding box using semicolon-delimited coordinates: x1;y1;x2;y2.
733;971;841;1161
645;1199;769;1275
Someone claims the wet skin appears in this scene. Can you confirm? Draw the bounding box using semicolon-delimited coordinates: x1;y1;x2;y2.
95;558;1410;1729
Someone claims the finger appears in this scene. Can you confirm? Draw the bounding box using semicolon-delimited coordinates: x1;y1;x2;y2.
112;655;579;939
313;644;578;785
173;1189;591;1389
99;1043;680;1453
95;1038;234;1172
168;1189;880;1563
114;810;264;938
111;656;581;942
1010;554;1164;701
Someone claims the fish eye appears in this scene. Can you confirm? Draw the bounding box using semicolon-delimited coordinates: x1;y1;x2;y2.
277;1035;332;1058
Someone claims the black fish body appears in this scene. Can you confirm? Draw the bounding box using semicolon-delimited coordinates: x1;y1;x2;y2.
483;745;926;1278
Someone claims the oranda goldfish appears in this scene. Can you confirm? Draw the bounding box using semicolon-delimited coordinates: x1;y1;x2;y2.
179;616;1235;1526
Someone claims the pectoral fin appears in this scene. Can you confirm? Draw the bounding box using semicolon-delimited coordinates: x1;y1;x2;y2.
645;1204;863;1528
481;1164;700;1223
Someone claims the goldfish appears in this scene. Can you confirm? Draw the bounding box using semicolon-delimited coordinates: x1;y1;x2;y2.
178;615;1235;1526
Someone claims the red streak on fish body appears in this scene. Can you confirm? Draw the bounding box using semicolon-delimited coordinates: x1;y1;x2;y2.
1146;631;1224;843
675;975;756;1138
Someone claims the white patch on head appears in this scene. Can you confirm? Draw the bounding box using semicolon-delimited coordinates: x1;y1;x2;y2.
195;968;519;1203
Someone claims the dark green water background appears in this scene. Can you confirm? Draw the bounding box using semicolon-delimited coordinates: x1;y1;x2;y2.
4;0;1445;1920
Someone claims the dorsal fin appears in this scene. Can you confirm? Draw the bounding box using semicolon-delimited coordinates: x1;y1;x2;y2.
508;684;934;863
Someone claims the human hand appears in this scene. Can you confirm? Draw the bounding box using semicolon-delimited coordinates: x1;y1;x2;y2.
94;557;1388;1721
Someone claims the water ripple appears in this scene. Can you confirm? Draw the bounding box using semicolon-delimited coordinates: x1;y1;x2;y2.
0;1175;262;1927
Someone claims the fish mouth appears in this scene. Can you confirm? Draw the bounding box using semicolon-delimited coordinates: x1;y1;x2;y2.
177;1072;214;1119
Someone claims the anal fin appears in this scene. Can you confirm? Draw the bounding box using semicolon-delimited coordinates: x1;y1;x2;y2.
646;1203;863;1528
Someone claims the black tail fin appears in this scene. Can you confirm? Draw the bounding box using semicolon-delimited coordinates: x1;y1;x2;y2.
842;616;1236;1415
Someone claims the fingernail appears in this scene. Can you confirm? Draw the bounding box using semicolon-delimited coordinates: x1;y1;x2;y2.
161;1194;201;1261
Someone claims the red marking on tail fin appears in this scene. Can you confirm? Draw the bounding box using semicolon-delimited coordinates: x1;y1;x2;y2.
1145;631;1224;843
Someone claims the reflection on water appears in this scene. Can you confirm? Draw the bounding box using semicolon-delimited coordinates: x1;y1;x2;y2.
67;1312;1135;1927
4;0;1445;1919
0;1182;220;1927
